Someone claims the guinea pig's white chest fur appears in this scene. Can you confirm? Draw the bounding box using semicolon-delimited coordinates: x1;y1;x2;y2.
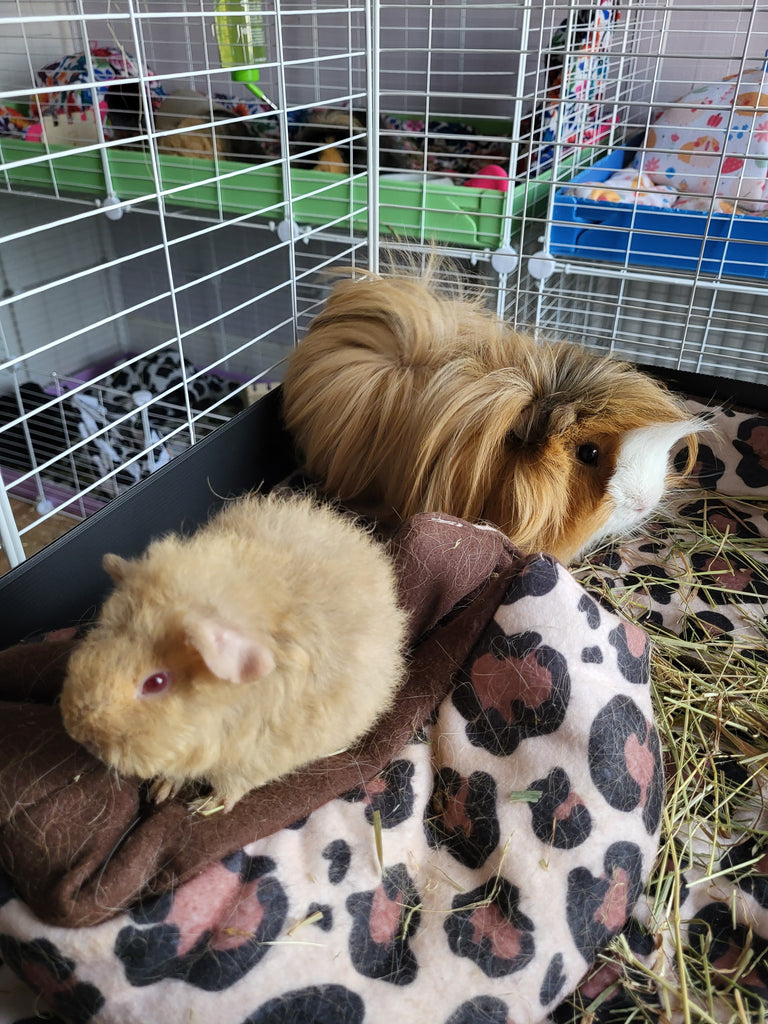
583;419;703;556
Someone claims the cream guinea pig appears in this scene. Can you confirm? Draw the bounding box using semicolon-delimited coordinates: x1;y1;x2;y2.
59;492;408;811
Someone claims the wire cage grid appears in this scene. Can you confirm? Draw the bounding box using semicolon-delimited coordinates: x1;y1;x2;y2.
0;0;387;567
520;0;768;384
1;0;768;569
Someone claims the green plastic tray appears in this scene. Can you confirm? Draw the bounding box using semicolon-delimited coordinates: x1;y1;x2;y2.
0;137;573;249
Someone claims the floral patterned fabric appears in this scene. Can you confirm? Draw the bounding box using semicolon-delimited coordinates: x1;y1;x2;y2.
635;65;768;212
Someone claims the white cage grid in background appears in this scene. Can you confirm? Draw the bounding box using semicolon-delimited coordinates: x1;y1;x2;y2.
520;0;768;377
0;0;767;571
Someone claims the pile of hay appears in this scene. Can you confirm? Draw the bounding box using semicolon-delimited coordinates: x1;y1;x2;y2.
560;490;768;1023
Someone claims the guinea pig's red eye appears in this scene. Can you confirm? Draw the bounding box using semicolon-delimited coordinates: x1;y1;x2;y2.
577;442;600;466
141;671;171;697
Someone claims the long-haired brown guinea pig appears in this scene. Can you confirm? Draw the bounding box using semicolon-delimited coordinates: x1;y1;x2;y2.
282;265;706;563
59;492;407;812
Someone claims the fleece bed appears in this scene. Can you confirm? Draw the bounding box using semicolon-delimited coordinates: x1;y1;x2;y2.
0;390;765;1024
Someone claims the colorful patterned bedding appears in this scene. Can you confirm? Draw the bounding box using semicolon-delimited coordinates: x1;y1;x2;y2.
638;66;768;213
0;396;766;1024
566;64;768;217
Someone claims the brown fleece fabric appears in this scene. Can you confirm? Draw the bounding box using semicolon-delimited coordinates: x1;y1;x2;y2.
0;513;523;928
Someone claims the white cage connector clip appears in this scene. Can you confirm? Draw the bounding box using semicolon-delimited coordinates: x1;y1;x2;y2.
98;193;126;221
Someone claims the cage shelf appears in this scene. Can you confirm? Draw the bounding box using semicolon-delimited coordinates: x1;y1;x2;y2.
0;137;591;250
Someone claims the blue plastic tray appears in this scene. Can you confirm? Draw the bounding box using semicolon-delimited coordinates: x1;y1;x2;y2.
549;148;768;280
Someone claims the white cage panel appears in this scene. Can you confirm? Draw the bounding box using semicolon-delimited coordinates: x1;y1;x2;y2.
374;0;644;268
529;267;768;384
527;0;768;376
0;0;375;568
0;193;130;378
2;0;768;570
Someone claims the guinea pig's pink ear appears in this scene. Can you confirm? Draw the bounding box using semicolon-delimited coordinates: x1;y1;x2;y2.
184;615;275;684
103;553;132;583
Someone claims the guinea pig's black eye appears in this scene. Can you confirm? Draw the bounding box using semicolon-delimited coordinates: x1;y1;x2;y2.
141;671;171;697
577;442;600;466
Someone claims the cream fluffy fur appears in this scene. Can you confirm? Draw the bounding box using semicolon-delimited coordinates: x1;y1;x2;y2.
60;492;407;811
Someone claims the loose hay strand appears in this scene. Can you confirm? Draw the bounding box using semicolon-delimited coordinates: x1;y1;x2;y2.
373;808;384;875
